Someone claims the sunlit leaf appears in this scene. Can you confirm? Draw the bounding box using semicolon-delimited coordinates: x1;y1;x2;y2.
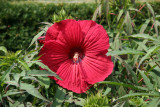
0;46;7;55
116;93;159;101
99;81;147;91
140;19;150;34
28;61;61;80
20;83;49;102
107;49;144;56
129;34;157;41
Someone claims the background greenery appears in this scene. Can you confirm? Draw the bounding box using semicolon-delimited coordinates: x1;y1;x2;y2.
0;1;96;51
1;0;160;106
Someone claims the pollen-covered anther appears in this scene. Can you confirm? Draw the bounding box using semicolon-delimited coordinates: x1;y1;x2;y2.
73;52;79;63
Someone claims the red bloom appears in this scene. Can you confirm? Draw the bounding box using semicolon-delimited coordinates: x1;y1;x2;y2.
39;19;114;93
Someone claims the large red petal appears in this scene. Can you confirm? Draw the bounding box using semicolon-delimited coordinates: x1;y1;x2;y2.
53;60;89;93
81;55;113;84
78;20;110;55
39;40;69;72
45;19;84;48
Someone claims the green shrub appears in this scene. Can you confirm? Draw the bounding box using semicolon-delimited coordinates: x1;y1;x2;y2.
0;1;96;51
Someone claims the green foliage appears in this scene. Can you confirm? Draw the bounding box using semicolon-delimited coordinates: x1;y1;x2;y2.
0;1;96;51
84;92;109;107
1;0;160;106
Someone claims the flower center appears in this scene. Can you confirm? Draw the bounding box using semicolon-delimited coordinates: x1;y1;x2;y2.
69;47;85;63
73;52;79;63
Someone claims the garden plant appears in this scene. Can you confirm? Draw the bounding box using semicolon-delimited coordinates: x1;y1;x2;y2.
0;0;160;106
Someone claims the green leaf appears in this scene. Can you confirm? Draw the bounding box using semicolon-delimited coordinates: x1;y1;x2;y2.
37;76;50;89
20;83;49;102
125;11;132;35
92;3;102;21
3;89;25;97
117;9;124;23
0;46;7;55
0;64;15;82
29;61;61;80
18;60;30;71
129;34;157;41
116;93;159;101
99;81;147;91
139;70;154;91
53;86;66;107
103;87;111;96
27;69;58;77
140;19;150;34
5;81;19;87
29;29;45;48
115;56;138;85
138;45;160;67
107;49;144;56
147;98;160;107
15;50;22;57
146;3;155;18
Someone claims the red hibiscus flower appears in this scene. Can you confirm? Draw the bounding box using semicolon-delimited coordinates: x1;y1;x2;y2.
39;19;114;93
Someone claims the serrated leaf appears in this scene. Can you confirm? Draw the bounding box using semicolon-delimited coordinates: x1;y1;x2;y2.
115;56;138;85
107;49;144;56
27;69;58;77
20;83;49;102
129;34;157;41
0;64;15;82
125;11;132;35
139;70;154;91
115;93;159;101
29;61;61;80
99;81;147;91
37;76;50;89
140;19;150;34
53;86;66;107
138;45;160;67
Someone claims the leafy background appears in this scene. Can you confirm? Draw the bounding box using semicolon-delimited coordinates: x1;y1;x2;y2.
1;0;160;106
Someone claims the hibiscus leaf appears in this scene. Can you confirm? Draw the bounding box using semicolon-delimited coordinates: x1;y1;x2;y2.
3;89;25;97
140;19;150;34
20;83;49;102
37;76;50;89
138;45;160;68
138;70;154;91
115;93;160;101
125;11;132;35
99;81;147;91
53;86;66;107
0;63;15;82
107;49;144;56
29;29;46;48
129;34;157;41
27;69;58;77
29;61;61;80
